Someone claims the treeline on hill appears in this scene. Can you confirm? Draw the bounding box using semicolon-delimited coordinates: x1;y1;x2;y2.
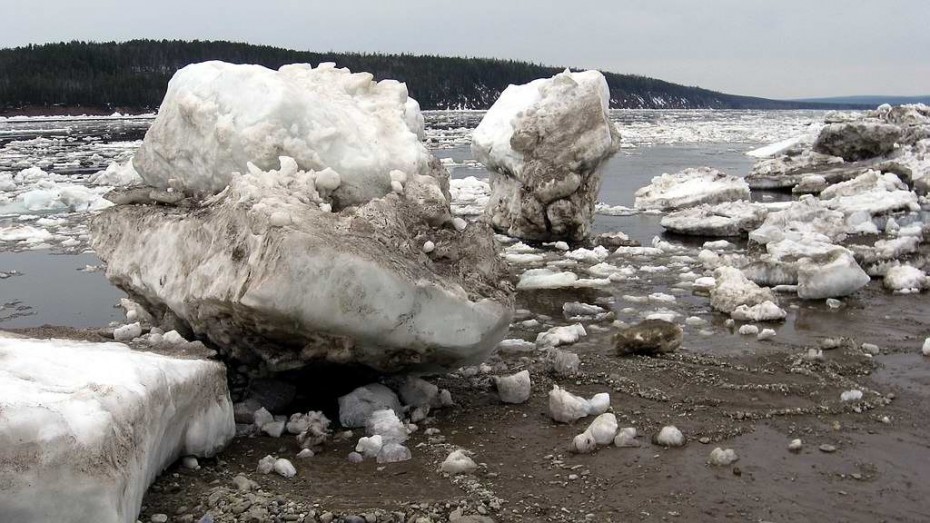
0;40;860;113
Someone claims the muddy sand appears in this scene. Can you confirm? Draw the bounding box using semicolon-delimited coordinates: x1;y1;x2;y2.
9;245;930;523
121;280;930;522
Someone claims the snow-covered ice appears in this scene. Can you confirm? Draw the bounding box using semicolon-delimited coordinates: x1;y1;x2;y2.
634;167;750;211
884;265;927;293
93;158;512;374
472;69;620;241
710;267;782;318
708;448;739;466
0;335;234;523
583;413;619;445
661;200;767;237
339;384;403;429
134;61;431;202
517;268;579;290
548;385;608;423
494;370;532;404
536;324;587;348
365;409;409;445
440;449;478;474
654;426;685;447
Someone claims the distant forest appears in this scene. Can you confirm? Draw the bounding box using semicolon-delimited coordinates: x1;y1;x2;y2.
0;40;865;114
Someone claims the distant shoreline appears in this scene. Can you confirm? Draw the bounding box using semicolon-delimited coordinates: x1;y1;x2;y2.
0;105;154;118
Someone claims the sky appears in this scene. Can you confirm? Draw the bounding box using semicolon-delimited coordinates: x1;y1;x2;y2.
3;0;929;100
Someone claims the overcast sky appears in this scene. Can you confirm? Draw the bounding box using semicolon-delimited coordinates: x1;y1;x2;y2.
4;0;928;99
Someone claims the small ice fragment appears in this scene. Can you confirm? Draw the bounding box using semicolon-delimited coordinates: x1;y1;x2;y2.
570;432;597;454
253;407;273;428
585;413;618;445
273;458;296;478
113;322;142;341
262;421;286;438
614;427;639;447
422;240;435;253
738;324;759;335
757;328;776;341
440;449;477;474
256;455;276;474
181;456;199;470
356;435;384;458
788;439;803;452
376;442;412;463
548;385;590;423
587;393;610;416
685;316;706;327
655;426;685;447
162;330;186;344
494;370;531;404
840;390;863;402
708;447;739;466
805;348;824;361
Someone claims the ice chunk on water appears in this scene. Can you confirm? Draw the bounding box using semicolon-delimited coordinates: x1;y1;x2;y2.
634;167;750;211
797;249;870;300
710;267;779;317
883;265;927;293
730;301;787;322
517;268;579;290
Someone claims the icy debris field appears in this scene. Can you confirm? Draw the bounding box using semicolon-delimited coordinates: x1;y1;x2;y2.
7;105;930;523
424;108;827;150
0;117;149;252
0;109;825;253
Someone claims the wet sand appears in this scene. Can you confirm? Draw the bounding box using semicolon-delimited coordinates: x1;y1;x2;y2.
133;249;930;523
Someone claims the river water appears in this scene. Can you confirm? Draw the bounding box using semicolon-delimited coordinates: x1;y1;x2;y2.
0;109;826;328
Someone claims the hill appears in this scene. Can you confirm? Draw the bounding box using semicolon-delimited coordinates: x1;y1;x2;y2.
794;95;930;106
0;40;867;114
